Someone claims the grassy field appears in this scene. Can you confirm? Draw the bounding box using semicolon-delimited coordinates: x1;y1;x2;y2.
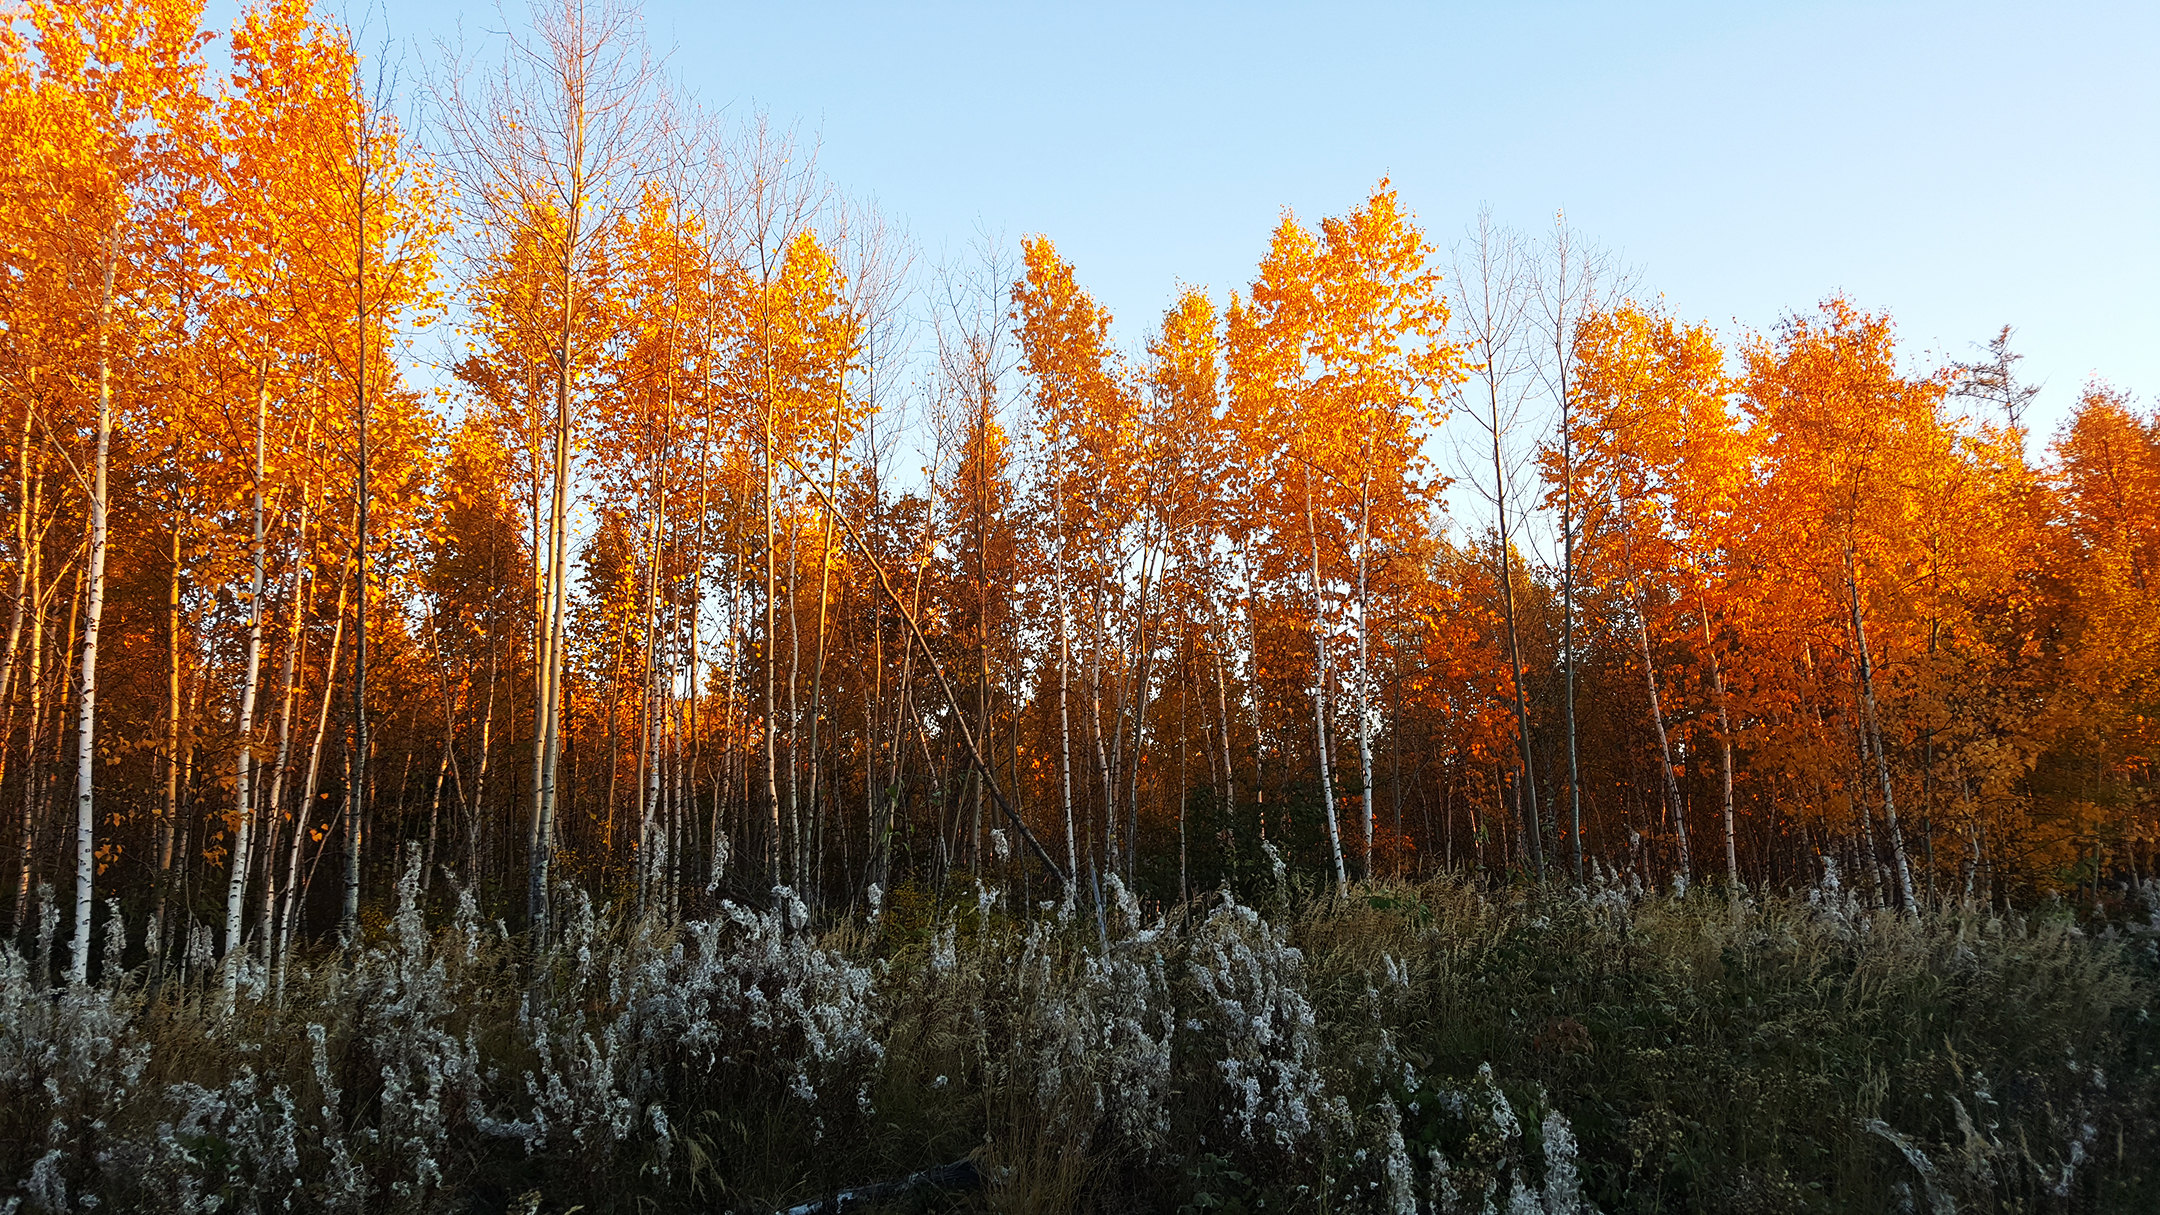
4;862;2154;1213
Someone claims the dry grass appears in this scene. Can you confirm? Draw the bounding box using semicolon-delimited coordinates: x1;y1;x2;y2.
3;865;2154;1212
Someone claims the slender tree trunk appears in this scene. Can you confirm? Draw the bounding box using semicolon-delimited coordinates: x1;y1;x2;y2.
530;220;576;940
1054;499;1078;887
224;369;272;994
879;560;929;893
174;687;199;977
472;624;496;884
1103;584;1130;877
1635;605;1689;892
340;744;360;941
1303;468;1347;895
1698;586;1738;891
1490;471;1543;881
68;232;117;986
1087;582;1114;872
1356;461;1374;881
1213;632;1237;824
278;548;350;972
13;512;50;938
1240;553;1267;824
53;556;85;907
1177;637;1189;902
155;515;180;965
685;374;716;896
422;733;447;879
761;434;778;885
534;384;571;930
1848;555;1916;914
760;247;783;889
784;452;1068;888
1853;738;1884;905
0;394;32;926
786;497;804;885
601;623;624;858
805;403;841;907
259;497;309;954
525;370;547;911
973;391;992;880
1390;666;1404;879
346;161;372;943
639;432;666;903
865;551;886;898
1126;534;1158;884
1561;403;1582;885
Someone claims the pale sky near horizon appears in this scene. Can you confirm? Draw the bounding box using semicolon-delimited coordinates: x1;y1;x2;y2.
224;1;2157;444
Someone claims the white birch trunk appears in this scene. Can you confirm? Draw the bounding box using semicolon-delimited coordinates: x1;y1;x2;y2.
68;235;117;986
1849;560;1916;913
1356;466;1374;882
1053;494;1078;887
1304;472;1347;895
258;496;308;954
223;373;271;996
1697;591;1739;891
1636;607;1690;893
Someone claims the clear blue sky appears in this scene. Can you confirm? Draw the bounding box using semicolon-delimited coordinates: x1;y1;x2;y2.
313;0;2156;435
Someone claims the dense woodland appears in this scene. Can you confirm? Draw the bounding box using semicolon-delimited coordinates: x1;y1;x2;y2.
4;0;2157;989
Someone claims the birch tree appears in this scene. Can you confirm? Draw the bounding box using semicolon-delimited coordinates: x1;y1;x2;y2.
1450;209;1545;881
11;0;210;983
1531;212;1624;884
1230;183;1456;893
436;0;663;937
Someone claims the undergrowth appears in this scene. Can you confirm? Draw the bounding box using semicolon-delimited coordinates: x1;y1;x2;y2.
3;854;2154;1213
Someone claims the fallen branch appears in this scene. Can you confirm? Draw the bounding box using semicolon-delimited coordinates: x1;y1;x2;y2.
776;449;1070;890
773;1156;982;1215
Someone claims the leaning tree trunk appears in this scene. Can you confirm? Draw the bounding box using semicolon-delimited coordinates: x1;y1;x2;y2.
5;399;42;937
1636;603;1690;894
0;393;32;913
277;551;349;980
14;513;51;939
1848;556;1916;914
